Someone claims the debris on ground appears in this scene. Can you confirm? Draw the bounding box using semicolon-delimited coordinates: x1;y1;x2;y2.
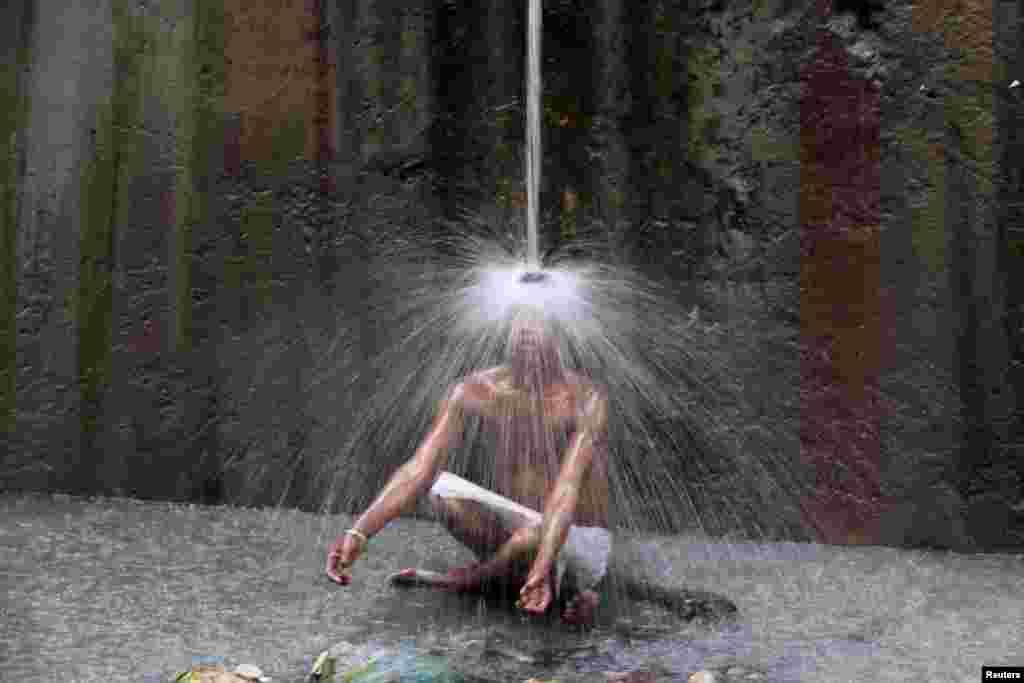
174;663;271;683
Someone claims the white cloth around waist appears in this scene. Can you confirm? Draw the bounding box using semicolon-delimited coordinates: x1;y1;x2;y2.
428;471;612;594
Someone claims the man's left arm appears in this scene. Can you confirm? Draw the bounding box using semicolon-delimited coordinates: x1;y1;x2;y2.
527;388;608;586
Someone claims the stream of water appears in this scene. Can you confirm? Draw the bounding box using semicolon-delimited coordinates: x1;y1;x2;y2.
525;0;542;268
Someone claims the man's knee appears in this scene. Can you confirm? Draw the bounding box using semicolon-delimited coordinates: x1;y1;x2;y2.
428;493;449;518
430;495;487;531
428;493;460;516
508;524;541;553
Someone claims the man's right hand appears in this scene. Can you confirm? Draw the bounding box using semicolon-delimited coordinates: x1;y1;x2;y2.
326;533;364;585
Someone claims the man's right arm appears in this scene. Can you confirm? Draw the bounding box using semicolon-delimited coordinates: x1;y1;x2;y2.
349;383;467;539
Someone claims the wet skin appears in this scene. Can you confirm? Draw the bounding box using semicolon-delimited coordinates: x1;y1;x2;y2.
327;317;608;625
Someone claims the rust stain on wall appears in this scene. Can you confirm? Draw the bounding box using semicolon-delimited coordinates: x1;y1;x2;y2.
223;0;337;168
799;10;892;546
912;0;993;83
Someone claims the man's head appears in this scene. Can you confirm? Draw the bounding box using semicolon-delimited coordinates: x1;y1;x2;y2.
506;306;564;394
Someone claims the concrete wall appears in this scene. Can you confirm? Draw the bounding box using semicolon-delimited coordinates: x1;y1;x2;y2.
1;0;1021;551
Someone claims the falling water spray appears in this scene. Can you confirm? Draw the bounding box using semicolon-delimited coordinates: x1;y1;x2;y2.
306;1;826;627
525;0;542;269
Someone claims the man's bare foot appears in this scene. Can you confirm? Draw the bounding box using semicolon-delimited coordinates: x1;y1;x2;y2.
388;565;479;592
389;568;444;586
562;589;600;625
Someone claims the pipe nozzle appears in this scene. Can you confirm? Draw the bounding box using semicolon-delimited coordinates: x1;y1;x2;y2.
519;271;549;284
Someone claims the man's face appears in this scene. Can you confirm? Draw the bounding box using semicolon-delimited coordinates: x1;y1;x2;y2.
506;309;563;390
510;318;546;359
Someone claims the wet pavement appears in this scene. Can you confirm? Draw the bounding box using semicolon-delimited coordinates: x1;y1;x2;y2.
5;490;1017;682
0;492;752;682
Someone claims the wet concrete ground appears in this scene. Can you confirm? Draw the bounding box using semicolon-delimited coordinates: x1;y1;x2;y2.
3;491;1021;682
0;491;748;681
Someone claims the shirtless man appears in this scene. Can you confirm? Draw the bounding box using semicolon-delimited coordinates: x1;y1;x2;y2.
325;306;610;625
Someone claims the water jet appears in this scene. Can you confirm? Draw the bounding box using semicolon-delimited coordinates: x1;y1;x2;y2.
525;0;542;267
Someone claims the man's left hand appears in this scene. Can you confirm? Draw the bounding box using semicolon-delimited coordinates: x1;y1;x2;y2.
517;573;553;614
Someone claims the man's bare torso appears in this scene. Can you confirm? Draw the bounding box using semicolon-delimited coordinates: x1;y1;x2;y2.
456;367;609;528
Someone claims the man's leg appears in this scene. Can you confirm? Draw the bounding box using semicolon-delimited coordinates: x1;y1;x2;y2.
425;491;607;623
392;495;539;591
562;587;601;625
428;495;512;560
559;527;612;625
452;523;541;589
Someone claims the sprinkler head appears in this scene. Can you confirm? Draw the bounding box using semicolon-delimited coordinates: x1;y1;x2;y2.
519;271;549;284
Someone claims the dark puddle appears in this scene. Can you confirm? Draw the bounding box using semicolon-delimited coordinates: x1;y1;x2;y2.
335;578;746;682
323;572;882;682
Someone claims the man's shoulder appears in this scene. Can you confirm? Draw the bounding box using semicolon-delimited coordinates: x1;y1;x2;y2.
452;368;504;407
562;370;590;387
563;372;606;399
564;373;608;429
461;367;504;390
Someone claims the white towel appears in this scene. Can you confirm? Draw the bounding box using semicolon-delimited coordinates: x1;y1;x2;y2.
429;471;612;595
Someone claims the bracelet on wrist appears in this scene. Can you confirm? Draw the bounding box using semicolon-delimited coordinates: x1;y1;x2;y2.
345;528;369;546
